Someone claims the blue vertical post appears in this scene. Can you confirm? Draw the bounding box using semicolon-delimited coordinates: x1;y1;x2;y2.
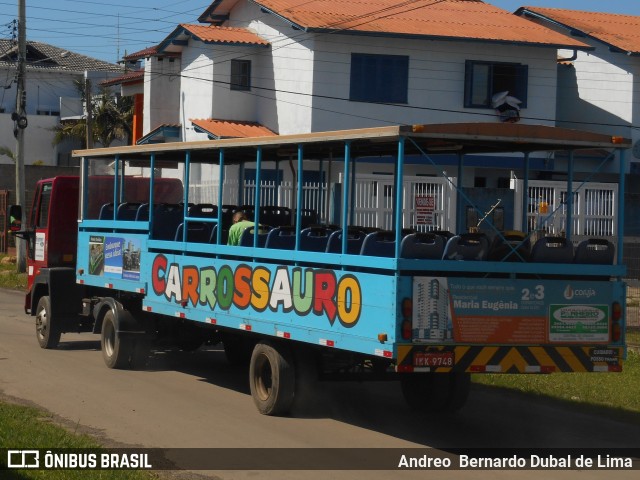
394;138;405;258
81;156;88;220
182;151;191;242
522;152;530;233
238;162;245;206
617;148;626;266
149;153;155;238
456;153;463;233
217;149;225;245
275;158;281;205
318;157;324;221
566;151;574;239
254;147;262;247
341;142;351;255
350;155;356;225
296;144;304;250
113;154;120;221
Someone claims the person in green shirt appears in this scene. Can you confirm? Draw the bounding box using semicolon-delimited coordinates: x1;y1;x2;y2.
227;211;255;246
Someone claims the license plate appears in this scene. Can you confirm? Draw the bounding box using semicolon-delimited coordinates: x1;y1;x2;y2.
413;351;454;367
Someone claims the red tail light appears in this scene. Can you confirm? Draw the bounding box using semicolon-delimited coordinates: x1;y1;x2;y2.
611;301;622;343
401;319;412;340
401;298;413;340
401;298;412;318
612;323;621;342
612;302;622;321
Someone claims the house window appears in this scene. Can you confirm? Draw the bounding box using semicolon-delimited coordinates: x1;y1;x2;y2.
230;59;251;91
464;60;528;108
350;53;409;104
37;109;60;116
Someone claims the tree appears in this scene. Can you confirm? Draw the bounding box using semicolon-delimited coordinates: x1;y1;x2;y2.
0;146;16;163
52;80;133;148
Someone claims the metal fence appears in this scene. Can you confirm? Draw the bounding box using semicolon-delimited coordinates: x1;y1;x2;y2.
527;180;617;237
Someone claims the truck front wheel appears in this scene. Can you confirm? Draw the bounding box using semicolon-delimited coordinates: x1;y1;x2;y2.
101;309;134;369
35;296;61;349
249;341;295;416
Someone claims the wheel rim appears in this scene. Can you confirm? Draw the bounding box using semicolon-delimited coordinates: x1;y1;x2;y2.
36;306;48;340
254;353;273;401
104;319;115;358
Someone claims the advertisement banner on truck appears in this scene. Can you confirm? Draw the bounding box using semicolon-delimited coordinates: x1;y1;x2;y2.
87;235;141;281
412;277;614;344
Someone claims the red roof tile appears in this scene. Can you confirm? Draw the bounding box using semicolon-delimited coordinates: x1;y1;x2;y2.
179;24;270;46
100;69;144;87
222;0;589;48
191;119;277;138
124;46;158;60
518;7;640;54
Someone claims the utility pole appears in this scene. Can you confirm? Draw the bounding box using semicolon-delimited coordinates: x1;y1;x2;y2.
14;0;27;273
85;74;93;149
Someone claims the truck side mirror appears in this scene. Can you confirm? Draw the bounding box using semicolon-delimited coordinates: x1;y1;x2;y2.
8;205;22;232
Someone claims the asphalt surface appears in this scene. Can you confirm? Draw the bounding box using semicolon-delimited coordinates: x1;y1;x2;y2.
0;287;638;480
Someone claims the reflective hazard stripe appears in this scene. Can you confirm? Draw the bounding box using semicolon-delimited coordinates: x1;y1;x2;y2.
397;345;623;373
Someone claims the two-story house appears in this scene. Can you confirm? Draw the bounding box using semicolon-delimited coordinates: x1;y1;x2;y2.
149;0;589;139
514;7;640;239
0;40;123;166
111;1;626;236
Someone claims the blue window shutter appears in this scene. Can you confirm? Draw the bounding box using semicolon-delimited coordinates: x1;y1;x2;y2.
515;64;528;108
350;53;408;103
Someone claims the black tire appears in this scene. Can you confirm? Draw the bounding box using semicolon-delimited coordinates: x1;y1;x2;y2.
35;296;61;349
401;372;470;412
101;309;134;369
249;341;295;416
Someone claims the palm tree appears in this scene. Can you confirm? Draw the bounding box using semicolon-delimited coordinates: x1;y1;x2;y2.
0;145;16;163
52;80;133;148
92;90;133;147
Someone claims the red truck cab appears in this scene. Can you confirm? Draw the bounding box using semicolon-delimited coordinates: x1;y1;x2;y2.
25;177;80;298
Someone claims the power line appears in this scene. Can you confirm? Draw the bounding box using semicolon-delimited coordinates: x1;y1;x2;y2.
6;0;636;133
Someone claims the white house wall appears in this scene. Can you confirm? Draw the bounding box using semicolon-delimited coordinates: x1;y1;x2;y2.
557;46;636;141
209;44;259;122
0;68;81;165
180;46;215;141
143;56;181;135
173;3;561;138
0;113;60;165
519;13;639;166
0;68;80;116
232;1;316;134
311;36;558;131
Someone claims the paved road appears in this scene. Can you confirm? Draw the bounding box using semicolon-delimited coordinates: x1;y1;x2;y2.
0;288;638;480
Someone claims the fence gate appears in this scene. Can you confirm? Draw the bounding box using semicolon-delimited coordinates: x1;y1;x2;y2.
349;174;456;231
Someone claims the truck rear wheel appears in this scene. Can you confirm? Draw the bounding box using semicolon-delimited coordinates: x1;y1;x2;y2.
249;341;295;416
35;296;61;349
101;309;134;369
401;372;470;412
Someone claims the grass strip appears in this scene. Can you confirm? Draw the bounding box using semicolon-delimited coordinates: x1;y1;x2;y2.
0;255;27;290
0;401;157;479
473;350;640;421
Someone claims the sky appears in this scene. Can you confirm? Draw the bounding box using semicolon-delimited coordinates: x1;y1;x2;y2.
0;0;638;65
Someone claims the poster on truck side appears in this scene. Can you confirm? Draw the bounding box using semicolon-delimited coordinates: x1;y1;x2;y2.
412;277;611;344
87;235;141;281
